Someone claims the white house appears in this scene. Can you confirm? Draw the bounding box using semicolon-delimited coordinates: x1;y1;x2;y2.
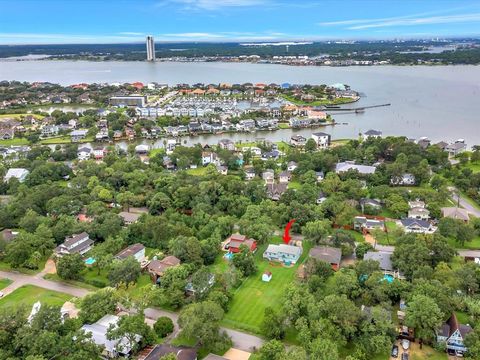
399;218;436;234
263;244;302;264
4;168;29;183
336;161;376;175
77;147;92;161
311;132;331;149
55;232;93;257
244;168;256;180
115;243;145;262
408;207;430;221
202;151;218;166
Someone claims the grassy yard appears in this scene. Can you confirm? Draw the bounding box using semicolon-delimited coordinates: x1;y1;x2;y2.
0;138;30;146
287;181;302;190
185;167;209;176
221;236;312;334
0;258;48;275
447;236;480;250
0;113;44;120
0;278;12;290
0;285;71;310
465;160;480;173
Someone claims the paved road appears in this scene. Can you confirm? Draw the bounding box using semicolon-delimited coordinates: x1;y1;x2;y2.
144;308;264;352
449;187;480;218
0;270;89;298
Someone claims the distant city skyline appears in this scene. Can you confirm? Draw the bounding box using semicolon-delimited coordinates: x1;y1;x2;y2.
1;0;480;44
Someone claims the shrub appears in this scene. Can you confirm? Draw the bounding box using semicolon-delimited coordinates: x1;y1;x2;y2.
154;316;174;338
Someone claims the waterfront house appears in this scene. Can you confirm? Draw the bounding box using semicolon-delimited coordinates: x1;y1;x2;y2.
335;161;376;175
148;256;181;283
218;139;235;151
311;132;331;149
263;244;302;265
4;168;29;183
417;137;431;150
224;234;257;253
437;313;473;356
390;173;416;186
81;314;141;358
135;144;149;155
399;218;436;234
445;141;467;157
289;118;311;128
309;246;342;271
115;243;145;262
55;232;93;257
236;119;256;132
307;109;327;120
290;135;307;147
362;129;382;140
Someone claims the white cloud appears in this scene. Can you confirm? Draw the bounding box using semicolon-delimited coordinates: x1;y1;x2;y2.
348;13;480;30
160;0;268;11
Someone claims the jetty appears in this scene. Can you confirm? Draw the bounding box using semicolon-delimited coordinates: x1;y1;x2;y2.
324;103;391;112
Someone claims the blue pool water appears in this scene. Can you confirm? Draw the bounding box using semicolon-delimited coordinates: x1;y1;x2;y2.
383;274;394;283
85;257;96;265
224;252;234;260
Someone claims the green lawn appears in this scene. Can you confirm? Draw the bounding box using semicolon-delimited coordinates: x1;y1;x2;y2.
0;258;48;275
0;285;71;310
0;278;12;290
0;138;30;146
278;123;290;129
287;181;302;190
455;311;471;325
185;167;208;176
280;94;356;106
221;236;312;334
447;236;480;250
465;161;480;173
0;113;43;120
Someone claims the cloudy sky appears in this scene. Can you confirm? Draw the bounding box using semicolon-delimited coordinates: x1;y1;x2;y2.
1;0;480;44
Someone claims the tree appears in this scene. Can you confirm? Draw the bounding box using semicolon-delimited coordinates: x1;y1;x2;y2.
262;307;286;339
302;219;332;243
258;340;286;360
159;355;177;360
169;236;203;265
309;338;339;360
405;294;444;344
232;245;257;276
178;301;225;346
108;257;141;287
57;253;85;280
80;288;117;323
154;316;174;338
305;138;317;152
107;313;155;354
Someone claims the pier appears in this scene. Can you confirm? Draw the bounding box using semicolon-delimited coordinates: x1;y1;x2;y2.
324;103;391;111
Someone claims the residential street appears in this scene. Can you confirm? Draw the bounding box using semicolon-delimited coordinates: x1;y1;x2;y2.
0;270;90;298
449;187;480;217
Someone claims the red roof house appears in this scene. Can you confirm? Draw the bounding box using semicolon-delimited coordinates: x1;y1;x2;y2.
226;234;257;253
131;82;144;90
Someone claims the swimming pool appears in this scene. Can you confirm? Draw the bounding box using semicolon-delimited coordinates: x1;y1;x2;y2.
383;274;394;283
224;252;234;260
85;257;96;265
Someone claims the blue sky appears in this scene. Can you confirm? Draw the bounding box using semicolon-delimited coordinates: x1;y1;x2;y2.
1;0;480;44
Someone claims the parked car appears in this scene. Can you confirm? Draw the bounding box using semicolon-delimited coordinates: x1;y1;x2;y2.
402;339;410;350
401;353;409;360
391;345;399;358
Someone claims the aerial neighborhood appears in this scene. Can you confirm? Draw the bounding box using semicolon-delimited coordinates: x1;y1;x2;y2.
1;79;480;360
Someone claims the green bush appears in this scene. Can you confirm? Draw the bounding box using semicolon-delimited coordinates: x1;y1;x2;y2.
154;316;174;338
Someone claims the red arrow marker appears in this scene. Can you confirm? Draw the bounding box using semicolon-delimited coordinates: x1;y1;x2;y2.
283;219;296;244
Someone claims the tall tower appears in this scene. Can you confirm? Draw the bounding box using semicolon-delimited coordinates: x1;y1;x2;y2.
146;35;155;61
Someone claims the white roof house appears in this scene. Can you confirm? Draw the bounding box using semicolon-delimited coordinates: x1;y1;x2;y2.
81;314;141;358
4;168;29;183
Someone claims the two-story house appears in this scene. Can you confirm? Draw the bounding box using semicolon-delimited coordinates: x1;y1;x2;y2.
263;244;302;265
55;232;93;257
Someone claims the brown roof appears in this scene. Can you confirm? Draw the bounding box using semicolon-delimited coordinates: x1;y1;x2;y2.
119;211;141;223
309;246;342;265
115;243;145;260
0;229;16;243
148;256;181;276
441;207;470;221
